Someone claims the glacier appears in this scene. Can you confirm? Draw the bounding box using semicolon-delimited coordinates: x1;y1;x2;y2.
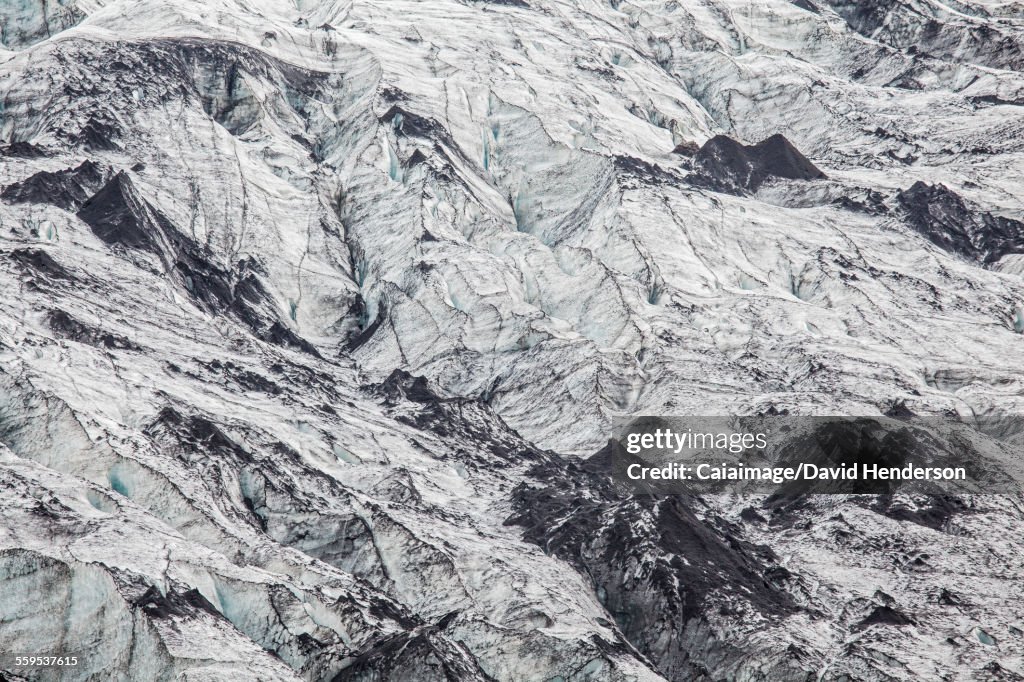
2;0;1024;679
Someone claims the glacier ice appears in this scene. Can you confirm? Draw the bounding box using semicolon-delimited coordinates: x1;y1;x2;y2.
2;0;1024;679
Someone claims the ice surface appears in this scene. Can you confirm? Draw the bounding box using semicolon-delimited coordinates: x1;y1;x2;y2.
2;0;1024;679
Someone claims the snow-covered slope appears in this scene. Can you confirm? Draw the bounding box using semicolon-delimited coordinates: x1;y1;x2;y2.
2;0;1024;679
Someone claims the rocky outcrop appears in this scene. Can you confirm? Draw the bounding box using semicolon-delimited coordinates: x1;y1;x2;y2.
691;134;826;194
897;181;1024;263
1;160;109;211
